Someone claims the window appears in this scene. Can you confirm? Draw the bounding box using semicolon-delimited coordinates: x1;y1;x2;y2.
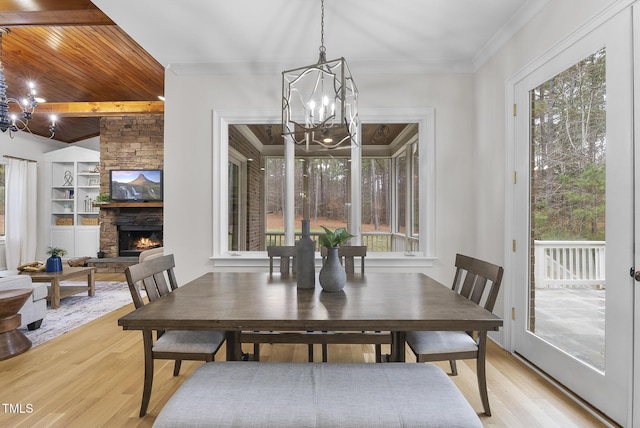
213;109;435;259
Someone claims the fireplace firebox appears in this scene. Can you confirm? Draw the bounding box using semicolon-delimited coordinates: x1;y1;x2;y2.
118;225;163;257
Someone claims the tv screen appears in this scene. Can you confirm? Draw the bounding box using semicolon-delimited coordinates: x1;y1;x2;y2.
109;169;163;201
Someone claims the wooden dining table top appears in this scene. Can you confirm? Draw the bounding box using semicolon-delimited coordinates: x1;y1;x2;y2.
117;271;503;333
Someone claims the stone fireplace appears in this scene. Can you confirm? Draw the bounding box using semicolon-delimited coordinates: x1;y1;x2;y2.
98;115;164;259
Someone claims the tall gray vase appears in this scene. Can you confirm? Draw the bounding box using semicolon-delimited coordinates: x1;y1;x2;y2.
319;247;346;292
296;219;315;289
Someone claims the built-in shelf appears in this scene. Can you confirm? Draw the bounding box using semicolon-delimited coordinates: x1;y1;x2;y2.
95;202;163;208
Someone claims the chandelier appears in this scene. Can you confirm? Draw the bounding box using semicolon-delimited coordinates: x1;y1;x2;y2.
0;28;56;139
282;0;359;151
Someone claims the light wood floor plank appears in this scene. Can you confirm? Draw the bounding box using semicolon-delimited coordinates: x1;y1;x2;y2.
0;273;615;427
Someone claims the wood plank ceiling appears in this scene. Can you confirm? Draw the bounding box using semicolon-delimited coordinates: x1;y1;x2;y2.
0;0;164;143
0;0;407;146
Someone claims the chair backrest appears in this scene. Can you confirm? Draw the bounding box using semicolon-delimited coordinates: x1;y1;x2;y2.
452;253;504;312
125;254;179;309
139;247;164;262
320;245;367;274
267;246;297;274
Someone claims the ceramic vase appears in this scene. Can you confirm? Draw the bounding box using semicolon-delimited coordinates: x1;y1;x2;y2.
319;247;346;292
296;219;316;289
46;256;63;273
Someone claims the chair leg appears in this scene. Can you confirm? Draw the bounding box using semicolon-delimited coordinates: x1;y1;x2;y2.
253;343;261;361
173;359;182;376
322;344;328;362
449;360;458;376
308;344;314;362
375;344;382;363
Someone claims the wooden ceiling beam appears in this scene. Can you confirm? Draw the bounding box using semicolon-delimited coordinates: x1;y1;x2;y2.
0;11;114;27
20;101;165;117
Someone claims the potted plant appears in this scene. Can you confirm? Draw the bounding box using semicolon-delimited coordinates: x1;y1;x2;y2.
45;246;67;273
95;193;110;204
318;227;354;292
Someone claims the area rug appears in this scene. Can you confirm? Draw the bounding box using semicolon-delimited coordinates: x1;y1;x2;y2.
21;281;140;347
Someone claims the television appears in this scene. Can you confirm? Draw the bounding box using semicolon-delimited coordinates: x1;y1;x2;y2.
109;169;163;201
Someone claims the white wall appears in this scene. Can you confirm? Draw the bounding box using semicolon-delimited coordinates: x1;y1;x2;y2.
163;72;476;286
0;131;67;269
474;0;623;331
71;136;100;152
164;0;624;348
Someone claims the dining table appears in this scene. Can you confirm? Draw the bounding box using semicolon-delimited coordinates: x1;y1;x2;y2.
118;271;503;362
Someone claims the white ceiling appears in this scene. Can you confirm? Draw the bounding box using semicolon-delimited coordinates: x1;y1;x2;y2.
93;0;549;75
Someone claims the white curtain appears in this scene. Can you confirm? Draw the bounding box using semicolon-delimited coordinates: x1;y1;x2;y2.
5;159;38;269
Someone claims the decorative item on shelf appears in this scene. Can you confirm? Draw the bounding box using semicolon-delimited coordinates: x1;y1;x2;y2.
318;226;354;292
281;0;359;152
84;196;98;212
45;246;67;273
93;164;100;173
96;249;105;259
63;203;72;213
55;218;73;226
296;219;316;289
63;171;73;186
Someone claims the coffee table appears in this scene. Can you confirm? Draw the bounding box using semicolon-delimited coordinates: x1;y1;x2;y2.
0;289;33;360
20;266;97;309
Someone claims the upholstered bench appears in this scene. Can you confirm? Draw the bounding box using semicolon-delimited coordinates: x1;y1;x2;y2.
153;362;482;428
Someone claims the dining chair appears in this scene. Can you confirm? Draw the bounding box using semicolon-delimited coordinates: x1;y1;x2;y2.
405;253;504;416
267;245;297;274
125;254;226;417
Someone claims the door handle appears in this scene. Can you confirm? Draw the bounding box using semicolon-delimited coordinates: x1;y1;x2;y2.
631;267;640;282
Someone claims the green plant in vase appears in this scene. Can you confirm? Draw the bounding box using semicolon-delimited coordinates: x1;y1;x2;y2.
46;247;68;258
318;227;354;292
95;193;110;203
318;227;354;248
45;246;67;273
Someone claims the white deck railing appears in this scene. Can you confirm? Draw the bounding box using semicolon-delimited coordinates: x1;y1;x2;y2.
534;240;606;289
265;231;418;253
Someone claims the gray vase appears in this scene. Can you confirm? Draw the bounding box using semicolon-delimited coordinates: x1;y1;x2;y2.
296;220;316;289
319;247;346;292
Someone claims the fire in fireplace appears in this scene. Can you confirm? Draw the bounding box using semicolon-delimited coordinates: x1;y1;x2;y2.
118;225;163;257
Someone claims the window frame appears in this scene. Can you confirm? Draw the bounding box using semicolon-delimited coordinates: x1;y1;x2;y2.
211;108;435;261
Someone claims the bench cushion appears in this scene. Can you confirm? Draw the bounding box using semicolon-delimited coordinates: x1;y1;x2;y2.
154;362;482;428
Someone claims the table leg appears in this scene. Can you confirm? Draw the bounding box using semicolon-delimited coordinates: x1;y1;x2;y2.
88;269;96;297
50;278;61;309
225;331;242;361
389;331;406;362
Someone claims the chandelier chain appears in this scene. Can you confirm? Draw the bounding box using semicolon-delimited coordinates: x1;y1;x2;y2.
319;0;325;55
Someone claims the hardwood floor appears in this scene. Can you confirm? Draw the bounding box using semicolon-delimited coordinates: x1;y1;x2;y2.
0;273;614;427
